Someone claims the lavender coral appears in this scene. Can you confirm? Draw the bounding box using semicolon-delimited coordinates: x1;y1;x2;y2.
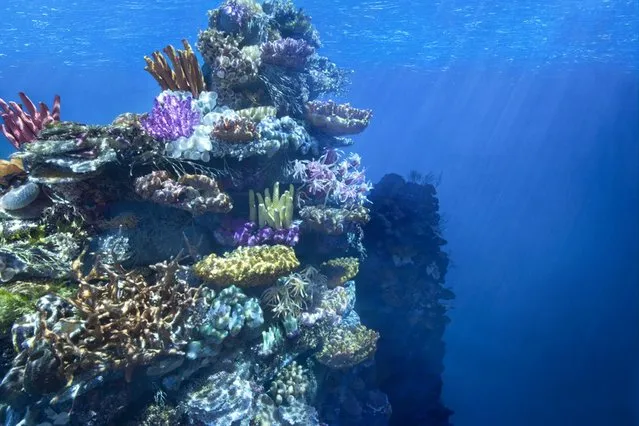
141;93;200;141
233;221;300;247
292;149;372;208
261;38;315;70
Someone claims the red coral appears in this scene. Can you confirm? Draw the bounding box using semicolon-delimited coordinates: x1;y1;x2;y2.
0;92;61;149
211;116;259;143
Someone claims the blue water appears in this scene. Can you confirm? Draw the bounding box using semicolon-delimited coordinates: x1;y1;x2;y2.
1;1;638;425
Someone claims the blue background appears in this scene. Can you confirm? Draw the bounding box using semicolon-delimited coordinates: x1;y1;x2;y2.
1;1;637;425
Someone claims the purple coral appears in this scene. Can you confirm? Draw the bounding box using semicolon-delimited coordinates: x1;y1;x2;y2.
220;0;252;28
292;149;372;208
233;221;300;247
141;93;200;141
261;38;315;70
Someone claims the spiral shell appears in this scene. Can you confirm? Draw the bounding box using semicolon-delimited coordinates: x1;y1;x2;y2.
0;182;40;211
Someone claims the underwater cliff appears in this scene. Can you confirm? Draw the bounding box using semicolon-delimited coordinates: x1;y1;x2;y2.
0;1;453;425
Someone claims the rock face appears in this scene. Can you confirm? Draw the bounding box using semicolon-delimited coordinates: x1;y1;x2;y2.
359;173;454;426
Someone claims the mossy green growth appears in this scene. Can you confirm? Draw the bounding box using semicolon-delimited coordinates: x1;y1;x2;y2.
0;281;75;335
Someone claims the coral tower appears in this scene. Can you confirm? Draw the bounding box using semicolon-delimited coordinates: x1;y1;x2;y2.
0;1;451;425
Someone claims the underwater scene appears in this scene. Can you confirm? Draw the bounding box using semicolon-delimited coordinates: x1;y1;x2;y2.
0;0;637;425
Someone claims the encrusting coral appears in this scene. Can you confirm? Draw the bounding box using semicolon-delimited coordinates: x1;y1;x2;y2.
320;257;359;288
315;324;379;369
305;100;372;136
194;244;300;288
134;170;233;215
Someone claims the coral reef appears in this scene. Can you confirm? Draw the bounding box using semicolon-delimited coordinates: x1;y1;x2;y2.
0;1;455;425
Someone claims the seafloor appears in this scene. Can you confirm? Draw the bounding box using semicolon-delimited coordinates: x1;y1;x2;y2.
0;1;453;425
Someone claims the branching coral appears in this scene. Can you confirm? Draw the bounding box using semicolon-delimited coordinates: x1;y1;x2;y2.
261;38;315;70
0;93;61;149
3;258;209;397
249;182;295;229
141;92;201;141
291;149;372;208
194;245;299;288
144;40;206;98
315;324;379;369
305;100;372;136
134;170;233;215
320;257;359;288
212;115;260;142
269;361;310;405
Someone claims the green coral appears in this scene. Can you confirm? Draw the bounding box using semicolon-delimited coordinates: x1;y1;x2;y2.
249;182;295;229
0;281;74;335
320;257;359;288
315;325;379;369
194;245;300;288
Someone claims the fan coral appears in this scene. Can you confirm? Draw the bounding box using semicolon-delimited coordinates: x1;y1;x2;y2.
291;149;372;208
315;325;379;369
141;93;200;141
144;40;206;97
212;115;260;142
305;100;372;136
320;257;359;288
261;38;315;70
0;93;61;149
134;170;233;215
194;245;300;288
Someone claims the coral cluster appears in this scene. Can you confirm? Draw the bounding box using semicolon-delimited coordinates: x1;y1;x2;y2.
134;170;233;215
0;1;453;425
0;93;61;148
194;244;300;288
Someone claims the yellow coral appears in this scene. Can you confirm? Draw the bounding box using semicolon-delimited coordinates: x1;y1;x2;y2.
249;182;295;230
320;257;359;288
194;245;300;288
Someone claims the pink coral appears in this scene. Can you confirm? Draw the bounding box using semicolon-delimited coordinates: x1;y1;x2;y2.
0;92;61;148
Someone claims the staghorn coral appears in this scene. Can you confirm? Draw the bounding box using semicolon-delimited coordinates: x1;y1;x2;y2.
141;92;200;142
0;93;61;149
144;40;206;98
299;205;370;235
305;100;372;136
194;244;300;288
315;324;379;369
212;114;260;142
320;257;359;288
261;38;315;70
249;181;295;230
3;258;210;398
134;170;233;215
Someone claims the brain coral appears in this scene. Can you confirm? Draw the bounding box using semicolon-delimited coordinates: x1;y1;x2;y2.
194;245;300;288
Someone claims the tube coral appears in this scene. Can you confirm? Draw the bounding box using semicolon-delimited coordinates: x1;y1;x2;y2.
0;93;61;149
144;40;206;98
